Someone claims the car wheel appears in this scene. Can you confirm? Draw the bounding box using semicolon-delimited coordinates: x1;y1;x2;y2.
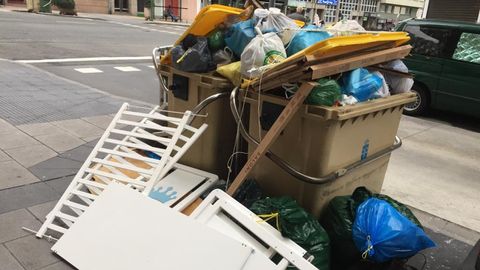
404;85;428;116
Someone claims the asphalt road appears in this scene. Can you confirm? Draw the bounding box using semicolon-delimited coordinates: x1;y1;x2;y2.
0;10;182;103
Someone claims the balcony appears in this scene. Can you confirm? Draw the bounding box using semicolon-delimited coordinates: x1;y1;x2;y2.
380;0;424;8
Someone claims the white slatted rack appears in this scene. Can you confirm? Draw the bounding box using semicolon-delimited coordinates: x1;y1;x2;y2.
191;190;319;270
36;103;207;239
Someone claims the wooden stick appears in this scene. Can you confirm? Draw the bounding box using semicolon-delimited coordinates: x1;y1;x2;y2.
226;82;316;196
310;45;412;79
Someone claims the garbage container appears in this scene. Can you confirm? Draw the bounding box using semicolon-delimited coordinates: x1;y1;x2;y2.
241;91;416;217
39;0;51;12
158;65;237;179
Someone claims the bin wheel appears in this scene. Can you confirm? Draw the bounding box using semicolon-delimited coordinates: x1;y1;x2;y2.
404;84;428;116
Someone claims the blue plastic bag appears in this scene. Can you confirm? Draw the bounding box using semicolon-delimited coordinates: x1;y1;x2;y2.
341;68;383;102
224;19;255;58
286;25;331;56
352;198;435;263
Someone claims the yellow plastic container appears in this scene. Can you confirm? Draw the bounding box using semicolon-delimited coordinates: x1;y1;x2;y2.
242;92;416;217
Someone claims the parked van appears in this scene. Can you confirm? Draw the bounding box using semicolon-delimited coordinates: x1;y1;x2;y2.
395;19;480;118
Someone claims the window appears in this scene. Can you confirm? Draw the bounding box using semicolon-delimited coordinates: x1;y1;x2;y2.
387;5;393;13
452;32;480;64
393;6;400;14
400;7;406;14
405;25;453;58
405;7;411;16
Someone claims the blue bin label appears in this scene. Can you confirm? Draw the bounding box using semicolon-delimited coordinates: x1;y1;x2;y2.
361;140;369;160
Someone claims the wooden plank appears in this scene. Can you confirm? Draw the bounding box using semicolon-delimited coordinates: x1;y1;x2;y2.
227;82;316;195
181;198;203;216
310;45;412;80
366;66;413;78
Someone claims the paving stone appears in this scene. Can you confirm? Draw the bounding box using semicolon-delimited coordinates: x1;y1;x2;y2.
0;118;17;135
85;138;99;147
81;114;113;130
58;144;92;162
0;150;11;162
0;245;24;270
5;145;57;168
34;131;84;153
51;119;104;140
0;182;59;215
45;176;73;195
0;130;40;150
29;157;80;181
16;122;65;137
39;261;75;270
27;201;57;222
5;235;59;270
0;209;42;243
0;160;39;190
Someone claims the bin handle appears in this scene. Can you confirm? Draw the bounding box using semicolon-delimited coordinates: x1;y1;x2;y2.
152;46;173;107
230;87;402;185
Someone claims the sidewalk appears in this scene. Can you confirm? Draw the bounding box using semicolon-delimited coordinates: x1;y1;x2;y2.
0;5;190;26
0;59;145;269
0;59;478;269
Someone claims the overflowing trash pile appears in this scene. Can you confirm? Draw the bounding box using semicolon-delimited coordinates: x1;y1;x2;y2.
164;5;415;107
27;4;437;270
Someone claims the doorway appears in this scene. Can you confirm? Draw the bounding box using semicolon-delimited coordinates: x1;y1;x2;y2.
115;0;128;12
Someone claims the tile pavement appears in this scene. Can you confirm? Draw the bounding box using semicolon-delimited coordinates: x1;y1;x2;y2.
0;60;128;269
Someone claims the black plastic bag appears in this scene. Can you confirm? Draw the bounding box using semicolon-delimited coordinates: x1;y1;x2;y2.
250;197;330;270
233;179;264;208
171;36;215;73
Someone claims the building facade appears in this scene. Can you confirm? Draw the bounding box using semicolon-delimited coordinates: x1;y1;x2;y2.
320;0;423;29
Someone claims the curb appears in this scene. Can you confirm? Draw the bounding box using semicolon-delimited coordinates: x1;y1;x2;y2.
145;20;190;27
36;11;107;21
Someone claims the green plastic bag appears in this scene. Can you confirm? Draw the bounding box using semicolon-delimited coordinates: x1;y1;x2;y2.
321;187;423;269
306;78;342;106
53;0;75;10
208;30;225;52
250;197;330;270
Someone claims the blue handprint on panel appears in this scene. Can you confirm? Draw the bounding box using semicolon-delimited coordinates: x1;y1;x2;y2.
149;186;178;203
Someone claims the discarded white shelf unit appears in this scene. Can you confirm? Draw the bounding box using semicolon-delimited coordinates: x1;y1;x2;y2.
36;103;208;239
51;183;265;270
191;189;318;270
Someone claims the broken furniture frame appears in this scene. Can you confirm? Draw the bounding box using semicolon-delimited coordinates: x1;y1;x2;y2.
36;103;208;239
191;189;318;270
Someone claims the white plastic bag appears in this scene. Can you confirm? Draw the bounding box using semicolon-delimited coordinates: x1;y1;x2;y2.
372;71;390;98
340;94;358;106
254;8;299;45
383;60;414;94
241;28;286;78
329;20;365;36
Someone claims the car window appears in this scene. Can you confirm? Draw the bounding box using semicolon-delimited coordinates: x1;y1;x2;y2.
452;32;480;64
404;25;453;58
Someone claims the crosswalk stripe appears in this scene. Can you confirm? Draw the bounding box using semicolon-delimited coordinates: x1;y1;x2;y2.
74;68;103;74
114;66;141;72
148;65;155;69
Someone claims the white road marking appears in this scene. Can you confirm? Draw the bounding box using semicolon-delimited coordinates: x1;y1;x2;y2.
74;68;103;73
148;65;155;69
108;21;183;35
114;66;141;72
15;56;151;64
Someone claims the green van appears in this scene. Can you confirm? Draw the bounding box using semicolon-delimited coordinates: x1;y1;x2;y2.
395;19;480;118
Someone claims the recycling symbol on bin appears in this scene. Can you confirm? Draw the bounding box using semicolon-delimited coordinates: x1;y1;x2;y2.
361;140;369;161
